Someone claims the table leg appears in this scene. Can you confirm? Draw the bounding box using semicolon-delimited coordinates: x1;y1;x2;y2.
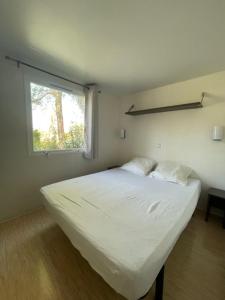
205;196;211;222
223;210;225;229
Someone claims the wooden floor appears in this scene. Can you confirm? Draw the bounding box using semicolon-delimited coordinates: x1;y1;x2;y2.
0;209;224;300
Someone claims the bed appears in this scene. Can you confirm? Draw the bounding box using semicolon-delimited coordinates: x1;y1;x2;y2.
41;168;201;300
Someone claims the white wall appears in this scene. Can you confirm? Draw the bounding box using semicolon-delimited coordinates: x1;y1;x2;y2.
0;60;121;222
1;59;225;221
119;71;225;209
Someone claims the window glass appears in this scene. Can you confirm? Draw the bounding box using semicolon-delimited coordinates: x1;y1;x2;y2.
30;82;85;152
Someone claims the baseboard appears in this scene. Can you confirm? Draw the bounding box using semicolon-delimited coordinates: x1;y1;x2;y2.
0;206;44;225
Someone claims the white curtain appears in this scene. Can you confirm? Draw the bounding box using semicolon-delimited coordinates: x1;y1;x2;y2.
83;84;98;160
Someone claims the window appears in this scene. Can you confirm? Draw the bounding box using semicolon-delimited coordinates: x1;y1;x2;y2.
27;81;85;153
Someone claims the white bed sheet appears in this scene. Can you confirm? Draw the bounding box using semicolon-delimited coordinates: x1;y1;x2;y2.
41;169;201;300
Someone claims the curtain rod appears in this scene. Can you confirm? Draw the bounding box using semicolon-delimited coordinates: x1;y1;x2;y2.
5;55;89;90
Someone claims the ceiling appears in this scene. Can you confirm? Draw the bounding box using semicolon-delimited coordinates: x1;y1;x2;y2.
1;0;225;94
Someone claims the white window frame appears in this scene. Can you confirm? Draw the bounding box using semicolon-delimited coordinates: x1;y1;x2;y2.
24;69;85;156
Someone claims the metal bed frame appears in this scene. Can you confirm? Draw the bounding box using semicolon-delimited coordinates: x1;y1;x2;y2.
139;266;165;300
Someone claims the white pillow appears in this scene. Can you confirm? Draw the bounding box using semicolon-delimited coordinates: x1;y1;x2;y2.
149;161;192;185
121;157;155;176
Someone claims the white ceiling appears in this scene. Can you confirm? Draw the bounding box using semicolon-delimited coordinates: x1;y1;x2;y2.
1;0;225;94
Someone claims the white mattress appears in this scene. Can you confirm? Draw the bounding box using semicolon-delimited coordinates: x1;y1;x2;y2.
41;169;201;300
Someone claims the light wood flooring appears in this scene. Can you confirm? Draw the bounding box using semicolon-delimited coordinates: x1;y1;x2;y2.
0;209;224;300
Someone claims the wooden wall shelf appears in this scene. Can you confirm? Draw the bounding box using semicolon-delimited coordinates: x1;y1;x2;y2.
125;101;203;115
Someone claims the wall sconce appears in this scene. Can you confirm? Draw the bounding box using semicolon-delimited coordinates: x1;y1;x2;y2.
212;125;224;141
120;129;126;139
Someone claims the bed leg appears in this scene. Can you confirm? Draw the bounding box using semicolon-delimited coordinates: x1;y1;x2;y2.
155;265;164;300
138;265;165;300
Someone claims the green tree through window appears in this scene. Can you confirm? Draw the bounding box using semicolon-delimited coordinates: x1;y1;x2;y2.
31;83;85;152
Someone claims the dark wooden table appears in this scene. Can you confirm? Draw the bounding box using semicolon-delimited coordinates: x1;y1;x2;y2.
205;188;225;229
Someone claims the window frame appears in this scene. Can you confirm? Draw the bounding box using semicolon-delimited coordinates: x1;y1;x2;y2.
24;69;86;156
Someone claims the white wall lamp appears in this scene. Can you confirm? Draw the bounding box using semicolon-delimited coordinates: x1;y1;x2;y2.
212;125;224;141
120;129;126;139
